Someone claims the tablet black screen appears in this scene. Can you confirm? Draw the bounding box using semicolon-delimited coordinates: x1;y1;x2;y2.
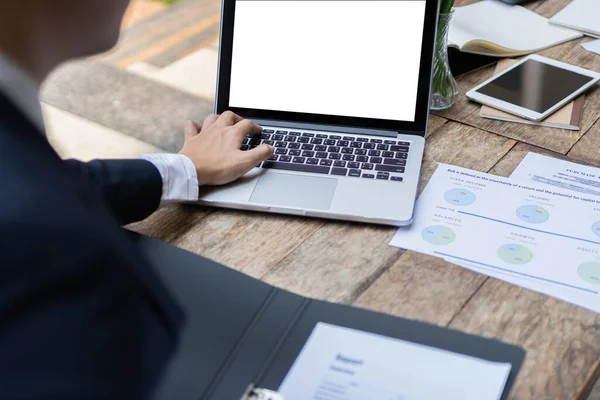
476;59;593;114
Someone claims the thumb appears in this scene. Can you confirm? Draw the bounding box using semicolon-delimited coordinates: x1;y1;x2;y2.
243;144;274;166
184;120;201;140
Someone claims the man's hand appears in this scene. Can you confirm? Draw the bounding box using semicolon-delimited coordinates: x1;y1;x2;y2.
179;111;274;186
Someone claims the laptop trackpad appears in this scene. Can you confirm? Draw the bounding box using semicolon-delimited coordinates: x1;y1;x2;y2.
249;172;337;210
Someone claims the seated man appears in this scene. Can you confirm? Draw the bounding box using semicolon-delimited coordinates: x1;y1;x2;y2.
0;1;273;398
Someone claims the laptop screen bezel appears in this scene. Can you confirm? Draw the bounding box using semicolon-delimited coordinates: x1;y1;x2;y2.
215;0;439;136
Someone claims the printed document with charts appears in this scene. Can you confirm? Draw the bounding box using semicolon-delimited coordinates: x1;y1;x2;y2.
390;163;600;314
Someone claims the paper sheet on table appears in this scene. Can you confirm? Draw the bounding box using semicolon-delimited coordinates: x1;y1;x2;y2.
278;322;512;400
510;152;600;196
390;164;600;314
583;39;600;56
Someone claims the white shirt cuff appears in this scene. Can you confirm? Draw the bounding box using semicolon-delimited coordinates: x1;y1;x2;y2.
139;153;199;203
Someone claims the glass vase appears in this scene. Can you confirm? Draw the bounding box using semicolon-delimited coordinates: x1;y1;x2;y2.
430;11;458;111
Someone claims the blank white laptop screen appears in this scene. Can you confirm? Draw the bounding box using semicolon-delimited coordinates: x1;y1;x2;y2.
229;0;427;122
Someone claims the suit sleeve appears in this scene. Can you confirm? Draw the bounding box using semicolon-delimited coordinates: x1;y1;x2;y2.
63;159;163;225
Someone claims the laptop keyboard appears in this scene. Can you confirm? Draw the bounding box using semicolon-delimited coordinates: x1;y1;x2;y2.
241;129;410;181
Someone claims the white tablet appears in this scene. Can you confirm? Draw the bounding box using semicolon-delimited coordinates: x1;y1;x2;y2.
466;55;600;121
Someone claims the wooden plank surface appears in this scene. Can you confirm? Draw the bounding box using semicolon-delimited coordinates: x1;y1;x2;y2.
128;0;600;398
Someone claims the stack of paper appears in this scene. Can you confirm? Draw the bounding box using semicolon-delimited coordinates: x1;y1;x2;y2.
390;153;600;314
550;0;600;38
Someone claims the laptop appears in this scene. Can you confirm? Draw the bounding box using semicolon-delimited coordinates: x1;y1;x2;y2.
199;0;440;226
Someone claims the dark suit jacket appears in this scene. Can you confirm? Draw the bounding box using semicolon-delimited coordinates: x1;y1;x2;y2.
0;93;184;399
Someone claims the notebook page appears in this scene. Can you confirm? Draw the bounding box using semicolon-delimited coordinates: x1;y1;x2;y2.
450;0;581;52
550;0;600;38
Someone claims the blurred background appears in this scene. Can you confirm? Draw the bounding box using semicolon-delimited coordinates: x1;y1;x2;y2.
42;0;218;161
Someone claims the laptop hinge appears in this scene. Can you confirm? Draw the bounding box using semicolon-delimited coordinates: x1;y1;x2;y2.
251;119;401;138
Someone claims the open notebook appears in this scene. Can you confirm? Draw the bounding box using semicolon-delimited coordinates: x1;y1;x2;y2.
480;59;585;130
449;0;582;57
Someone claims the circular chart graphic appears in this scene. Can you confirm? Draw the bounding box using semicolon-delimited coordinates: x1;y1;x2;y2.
592;221;600;238
444;188;476;206
578;262;600;285
421;225;456;245
497;244;533;265
516;205;549;224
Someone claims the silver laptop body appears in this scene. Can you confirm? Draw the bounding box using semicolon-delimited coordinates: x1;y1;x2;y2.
197;0;440;226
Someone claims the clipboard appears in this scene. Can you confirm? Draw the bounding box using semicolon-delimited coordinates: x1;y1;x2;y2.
132;233;526;400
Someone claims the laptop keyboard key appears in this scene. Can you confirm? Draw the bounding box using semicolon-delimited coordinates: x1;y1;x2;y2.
275;148;288;155
391;145;410;152
262;129;274;133
363;142;375;149
319;159;333;166
293;157;306;163
330;135;341;140
302;132;314;137
324;139;336;145
348;162;360;169
310;138;323;144
354;149;367;156
377;144;389;150
285;136;297;142
301;144;314;150
334;160;346;167
361;163;374;170
382;151;394;158
274;142;287;148
341;148;353;154
357;138;369;142
331;167;347;176
384;140;397;144
263;140;274;146
307;158;319;165
260;134;271;140
289;143;302;149
362;174;375;179
368;150;381;156
376;173;390;180
391;176;404;182
273;134;284;140
384;158;406;166
279;155;292;162
342;154;355;161
289;150;301;156
289;131;301;136
263;161;329;174
357;156;369;162
398;141;410;146
315;145;327;151
350;142;362;148
370;138;383;143
343;136;355;141
316;134;328;139
376;165;405;173
298;137;310;143
337;140;349;147
395;152;408;159
349;169;361;177
316;152;328;158
302;151;315;157
328;146;341;153
370;157;383;164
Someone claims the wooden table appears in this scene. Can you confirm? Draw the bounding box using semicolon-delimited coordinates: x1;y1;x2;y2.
130;0;600;398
